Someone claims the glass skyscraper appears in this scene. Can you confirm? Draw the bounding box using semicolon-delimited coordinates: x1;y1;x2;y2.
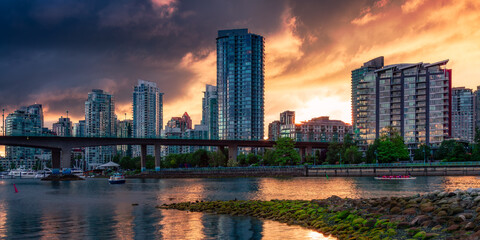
217;28;264;140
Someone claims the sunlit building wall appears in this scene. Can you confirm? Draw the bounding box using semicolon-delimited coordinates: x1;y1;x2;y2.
354;59;452;150
201;84;218;140
217;28;265;140
451;87;474;143
52;117;72;137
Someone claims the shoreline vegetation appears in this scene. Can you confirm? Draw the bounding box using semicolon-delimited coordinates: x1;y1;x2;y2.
160;189;480;240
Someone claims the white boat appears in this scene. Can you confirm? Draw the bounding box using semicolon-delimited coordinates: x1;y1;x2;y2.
375;176;416;180
8;166;27;178
71;168;86;178
108;173;126;184
35;169;52;179
20;170;36;179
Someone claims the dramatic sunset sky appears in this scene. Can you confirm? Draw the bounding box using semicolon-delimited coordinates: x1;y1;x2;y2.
1;0;480;139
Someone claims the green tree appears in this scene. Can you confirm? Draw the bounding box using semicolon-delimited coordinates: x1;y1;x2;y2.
414;144;431;161
119;156;137;170
227;157;239;167
246;153;259;165
435;140;456;160
209;150;227;167
273;137;301;166
475;127;480;144
262;149;275;166
326;142;342;164
366;139;380;163
343;146;362;164
376;126;409;162
237;153;247;166
192;149;210;167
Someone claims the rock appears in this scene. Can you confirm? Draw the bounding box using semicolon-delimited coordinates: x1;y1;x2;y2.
438;192;448;198
413;231;426;239
390;206;402;214
424;233;440;239
474;196;480;202
437;199;448;204
403;208;417;215
447;224;460;232
476;207;480;213
421;205;435;213
432;225;442;231
421;220;433;228
449;206;465;216
460;213;474;220
397;222;410;229
410;215;430;226
437;210;448;217
465;222;475;231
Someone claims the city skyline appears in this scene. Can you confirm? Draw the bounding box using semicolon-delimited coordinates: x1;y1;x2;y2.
1;0;479;133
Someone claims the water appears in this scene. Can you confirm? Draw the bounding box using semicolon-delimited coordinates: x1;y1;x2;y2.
0;176;479;239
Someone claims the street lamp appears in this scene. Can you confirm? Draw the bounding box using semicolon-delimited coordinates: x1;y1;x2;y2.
375;150;378;165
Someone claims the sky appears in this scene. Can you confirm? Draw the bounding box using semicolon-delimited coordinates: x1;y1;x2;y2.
1;0;480;144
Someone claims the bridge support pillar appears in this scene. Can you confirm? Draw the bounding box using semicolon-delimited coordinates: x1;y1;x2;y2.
141;145;147;172
228;145;238;163
61;147;72;173
155;144;161;172
52;148;61;174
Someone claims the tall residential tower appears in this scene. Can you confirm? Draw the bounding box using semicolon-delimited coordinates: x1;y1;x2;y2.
132;80;163;156
85;89;116;169
217;28;265;140
451;87;474;143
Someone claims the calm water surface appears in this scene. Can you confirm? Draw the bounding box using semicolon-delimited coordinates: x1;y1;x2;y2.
0;176;479;239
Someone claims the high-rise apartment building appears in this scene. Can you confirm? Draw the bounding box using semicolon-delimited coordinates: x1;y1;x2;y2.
451;87;474;143
201;84;218;140
5;104;44;168
353;59;452;151
85;89;116;169
52;117;72;137
351;57;384;127
117;119;133;157
475;86;480;137
217;28;265;140
132;80;163;156
73;120;86;137
268;121;280;141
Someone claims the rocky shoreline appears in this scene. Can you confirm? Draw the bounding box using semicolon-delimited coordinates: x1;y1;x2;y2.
160;189;480;240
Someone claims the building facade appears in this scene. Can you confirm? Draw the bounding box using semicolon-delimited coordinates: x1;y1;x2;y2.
132;80;163;156
451;87;474;143
475;86;480;137
351;57;385;127
295;116;352;142
267;120;280;141
353;59;452;151
73;120;86;137
85;89;116;169
4;104;44;169
280;110;296;139
52;117;72;137
117;119;133;157
201;84;218;140
217;28;265;140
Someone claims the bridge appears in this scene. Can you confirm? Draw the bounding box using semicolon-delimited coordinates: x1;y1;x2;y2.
0;136;330;173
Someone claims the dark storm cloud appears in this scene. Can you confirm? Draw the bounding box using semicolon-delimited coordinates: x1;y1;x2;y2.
0;0;287;120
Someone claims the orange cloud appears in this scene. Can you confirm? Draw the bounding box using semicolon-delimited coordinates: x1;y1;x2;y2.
401;0;425;13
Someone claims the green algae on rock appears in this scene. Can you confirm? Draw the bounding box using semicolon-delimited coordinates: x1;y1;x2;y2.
160;189;480;240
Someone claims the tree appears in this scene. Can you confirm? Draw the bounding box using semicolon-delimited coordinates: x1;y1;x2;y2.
262;149;275;166
119;156;137;170
475;127;480;144
375;126;409;163
414;144;432;161
237;153;247;166
344;146;362;164
227;157;239;167
194;149;210;167
272;137;301;166
435;140;456;160
209;150;227;167
326;142;342;164
366;139;380;163
246;153;259;165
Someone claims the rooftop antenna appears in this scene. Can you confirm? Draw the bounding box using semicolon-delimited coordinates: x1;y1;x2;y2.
66;110;69;119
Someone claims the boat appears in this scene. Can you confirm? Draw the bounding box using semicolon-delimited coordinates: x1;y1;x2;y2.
108;173;126;184
7;166;27;178
71;168;85;178
35;169;52;179
375;175;416;180
20;170;36;179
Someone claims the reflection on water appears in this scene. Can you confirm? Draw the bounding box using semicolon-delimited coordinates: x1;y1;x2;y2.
0;176;479;239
